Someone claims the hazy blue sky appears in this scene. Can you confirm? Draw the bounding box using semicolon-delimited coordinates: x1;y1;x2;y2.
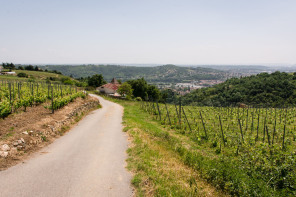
1;0;296;65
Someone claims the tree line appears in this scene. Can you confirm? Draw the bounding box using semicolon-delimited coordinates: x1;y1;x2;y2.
1;62;62;74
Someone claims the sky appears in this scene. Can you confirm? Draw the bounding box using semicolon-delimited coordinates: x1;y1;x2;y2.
0;0;296;65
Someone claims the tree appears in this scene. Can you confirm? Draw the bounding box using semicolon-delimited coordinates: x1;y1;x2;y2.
2;62;15;70
117;82;133;98
127;78;148;99
61;76;74;85
17;72;28;78
25;65;34;71
160;89;177;103
147;84;160;101
88;74;106;87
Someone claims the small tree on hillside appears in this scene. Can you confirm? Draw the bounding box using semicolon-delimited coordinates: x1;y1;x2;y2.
88;74;106;87
127;78;148;99
118;82;133;99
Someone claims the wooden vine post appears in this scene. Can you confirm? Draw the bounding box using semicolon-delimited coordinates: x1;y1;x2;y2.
219;115;225;147
199;111;207;139
51;86;54;114
165;103;172;126
182;107;192;132
238;118;244;143
156;101;161;121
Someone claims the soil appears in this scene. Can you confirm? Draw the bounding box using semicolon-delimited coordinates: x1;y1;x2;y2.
0;96;99;171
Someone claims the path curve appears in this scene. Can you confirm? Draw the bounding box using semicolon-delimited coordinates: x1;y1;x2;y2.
0;95;133;197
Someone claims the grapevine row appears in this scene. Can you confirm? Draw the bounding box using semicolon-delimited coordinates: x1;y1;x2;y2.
0;80;85;118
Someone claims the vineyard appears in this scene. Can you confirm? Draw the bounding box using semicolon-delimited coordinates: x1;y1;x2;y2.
0;80;85;118
140;100;296;196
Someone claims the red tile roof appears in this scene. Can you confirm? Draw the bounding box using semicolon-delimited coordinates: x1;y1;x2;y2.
101;83;120;91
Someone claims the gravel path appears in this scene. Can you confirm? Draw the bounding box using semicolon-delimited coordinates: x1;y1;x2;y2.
0;95;133;197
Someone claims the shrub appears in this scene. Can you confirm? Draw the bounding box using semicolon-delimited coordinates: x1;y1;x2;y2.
17;72;28;78
135;97;142;101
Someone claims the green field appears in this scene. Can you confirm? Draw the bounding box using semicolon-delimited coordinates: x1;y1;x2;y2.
106;95;296;196
141;101;296;196
0;70;65;82
0;80;85;118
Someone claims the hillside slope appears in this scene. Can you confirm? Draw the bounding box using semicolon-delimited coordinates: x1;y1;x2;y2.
181;71;296;107
42;64;228;83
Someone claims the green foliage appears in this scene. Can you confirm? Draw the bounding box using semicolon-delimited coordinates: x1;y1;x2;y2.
87;74;106;87
139;101;296;196
46;92;85;110
41;135;47;141
17;72;28;78
182;71;296;107
2;62;15;70
135;97;142;101
0;80;84;118
127;78;161;101
147;84;161;101
61;76;74;85
24;65;34;71
42;64;227;83
127;78;148;99
117;82;133;98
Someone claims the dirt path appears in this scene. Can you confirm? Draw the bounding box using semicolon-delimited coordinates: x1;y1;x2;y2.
0;95;133;197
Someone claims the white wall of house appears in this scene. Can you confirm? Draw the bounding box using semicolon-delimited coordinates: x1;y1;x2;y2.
97;87;116;94
6;72;16;75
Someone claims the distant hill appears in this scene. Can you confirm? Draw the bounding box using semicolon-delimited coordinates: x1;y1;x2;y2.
181;71;296;107
42;64;228;83
201;65;296;75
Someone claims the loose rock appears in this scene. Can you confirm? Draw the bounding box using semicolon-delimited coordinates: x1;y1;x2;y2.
1;144;10;151
0;151;9;158
17;145;23;150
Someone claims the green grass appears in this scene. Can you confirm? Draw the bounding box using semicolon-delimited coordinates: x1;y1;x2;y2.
105;96;296;196
0;70;65;82
106;97;227;197
15;70;63;79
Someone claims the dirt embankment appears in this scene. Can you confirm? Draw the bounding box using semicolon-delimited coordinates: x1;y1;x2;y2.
0;96;100;170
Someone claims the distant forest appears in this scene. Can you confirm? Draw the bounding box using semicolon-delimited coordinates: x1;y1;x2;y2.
180;71;296;107
41;64;228;83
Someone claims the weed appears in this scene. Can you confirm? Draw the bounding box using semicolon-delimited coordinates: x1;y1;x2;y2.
41;135;47;141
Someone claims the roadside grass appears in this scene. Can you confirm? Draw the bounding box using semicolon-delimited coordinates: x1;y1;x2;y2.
108;98;227;197
104;96;294;196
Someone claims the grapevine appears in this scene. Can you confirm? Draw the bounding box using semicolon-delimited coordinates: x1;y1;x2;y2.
0;80;85;118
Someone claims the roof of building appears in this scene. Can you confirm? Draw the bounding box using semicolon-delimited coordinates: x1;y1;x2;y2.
111;78;119;84
101;83;120;91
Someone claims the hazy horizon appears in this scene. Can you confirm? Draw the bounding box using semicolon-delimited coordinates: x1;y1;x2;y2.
1;0;296;65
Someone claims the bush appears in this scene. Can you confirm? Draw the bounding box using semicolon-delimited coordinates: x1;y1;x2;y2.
135;97;142;101
17;72;28;78
85;86;95;91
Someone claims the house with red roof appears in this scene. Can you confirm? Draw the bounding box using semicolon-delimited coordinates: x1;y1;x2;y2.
97;78;121;95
